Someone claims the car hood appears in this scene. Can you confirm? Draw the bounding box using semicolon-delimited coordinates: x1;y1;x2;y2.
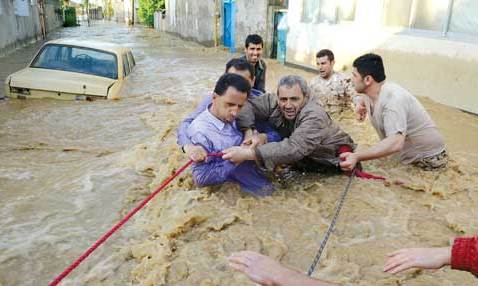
9;68;117;96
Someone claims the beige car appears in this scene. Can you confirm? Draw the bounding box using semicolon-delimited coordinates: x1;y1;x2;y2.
4;39;135;100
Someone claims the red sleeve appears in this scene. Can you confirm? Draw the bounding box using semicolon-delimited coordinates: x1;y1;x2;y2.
451;236;478;277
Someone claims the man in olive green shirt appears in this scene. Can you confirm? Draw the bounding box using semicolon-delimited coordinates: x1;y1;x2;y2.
222;75;355;172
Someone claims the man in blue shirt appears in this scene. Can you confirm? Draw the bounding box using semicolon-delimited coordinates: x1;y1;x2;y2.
187;73;274;196
178;58;281;162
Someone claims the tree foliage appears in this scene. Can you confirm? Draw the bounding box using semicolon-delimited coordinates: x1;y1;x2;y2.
103;0;114;19
138;0;164;27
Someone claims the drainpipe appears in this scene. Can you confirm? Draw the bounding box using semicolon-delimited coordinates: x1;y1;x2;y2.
131;0;134;25
213;0;220;47
38;0;46;39
442;0;454;37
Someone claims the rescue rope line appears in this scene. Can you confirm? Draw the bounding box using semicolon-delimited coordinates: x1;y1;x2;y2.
48;152;223;286
307;168;356;276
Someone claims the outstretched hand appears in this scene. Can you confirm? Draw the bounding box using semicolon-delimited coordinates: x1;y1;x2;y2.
184;144;207;162
242;133;267;148
228;251;339;286
339;152;358;171
222;146;254;164
383;247;451;274
228;251;290;286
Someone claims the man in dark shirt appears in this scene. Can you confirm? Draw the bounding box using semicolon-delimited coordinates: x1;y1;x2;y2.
240;34;267;93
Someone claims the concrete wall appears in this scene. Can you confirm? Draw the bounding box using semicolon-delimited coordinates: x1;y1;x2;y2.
112;0;138;24
0;0;62;56
112;0;125;23
163;0;216;46
43;0;63;31
285;1;478;114
161;0;271;49
233;0;268;51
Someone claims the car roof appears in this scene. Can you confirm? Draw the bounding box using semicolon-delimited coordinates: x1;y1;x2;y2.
45;39;131;55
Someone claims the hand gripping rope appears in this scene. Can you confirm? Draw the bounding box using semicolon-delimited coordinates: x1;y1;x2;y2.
48;152;223;286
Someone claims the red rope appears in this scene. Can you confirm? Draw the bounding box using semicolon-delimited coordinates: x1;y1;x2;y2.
338;146;386;181
49;152;223;286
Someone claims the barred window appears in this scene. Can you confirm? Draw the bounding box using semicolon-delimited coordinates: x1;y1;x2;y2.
449;0;478;35
412;0;449;31
384;0;448;31
302;0;355;24
383;0;414;27
302;0;320;23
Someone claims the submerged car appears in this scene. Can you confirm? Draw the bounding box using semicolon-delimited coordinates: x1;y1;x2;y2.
4;39;135;100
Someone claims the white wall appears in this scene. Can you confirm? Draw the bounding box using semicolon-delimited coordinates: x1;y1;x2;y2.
0;0;62;56
286;0;478;114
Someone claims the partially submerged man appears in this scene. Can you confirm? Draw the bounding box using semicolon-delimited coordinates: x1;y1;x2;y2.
177;58;281;162
309;49;357;114
240;34;267;93
222;75;355;173
187;73;274;196
340;53;447;171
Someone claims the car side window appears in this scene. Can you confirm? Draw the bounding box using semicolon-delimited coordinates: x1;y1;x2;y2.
31;44;118;79
127;51;135;68
123;53;130;77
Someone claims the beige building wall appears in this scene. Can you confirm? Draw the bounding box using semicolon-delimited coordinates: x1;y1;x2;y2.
286;0;478;114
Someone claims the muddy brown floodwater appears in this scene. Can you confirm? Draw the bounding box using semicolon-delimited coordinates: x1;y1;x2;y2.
0;21;477;286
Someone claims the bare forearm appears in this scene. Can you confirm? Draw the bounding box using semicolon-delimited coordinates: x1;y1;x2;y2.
355;134;404;162
275;269;339;286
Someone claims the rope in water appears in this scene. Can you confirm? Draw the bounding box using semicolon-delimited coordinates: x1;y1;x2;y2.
48;152;223;286
307;168;356;276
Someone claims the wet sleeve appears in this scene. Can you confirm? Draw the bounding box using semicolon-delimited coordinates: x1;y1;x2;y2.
177;96;211;147
189;131;214;153
451;236;478;277
382;102;407;137
256;112;326;170
237;93;274;130
192;160;234;186
255;121;282;143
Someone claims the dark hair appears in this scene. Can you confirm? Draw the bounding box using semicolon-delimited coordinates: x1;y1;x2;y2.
225;58;255;79
214;73;251;97
352;53;386;83
245;34;263;48
316;49;334;62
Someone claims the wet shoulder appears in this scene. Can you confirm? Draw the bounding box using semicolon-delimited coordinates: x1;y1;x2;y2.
189;109;213;131
332;72;352;81
309;75;325;86
379;81;414;107
249;91;277;107
300;96;329;119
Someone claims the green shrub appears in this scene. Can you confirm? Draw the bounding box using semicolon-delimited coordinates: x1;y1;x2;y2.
63;6;78;27
138;0;164;27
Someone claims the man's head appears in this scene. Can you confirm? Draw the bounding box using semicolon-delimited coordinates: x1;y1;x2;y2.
276;75;310;120
352;53;386;93
244;34;264;65
225;58;255;87
316;49;335;79
211;73;251;123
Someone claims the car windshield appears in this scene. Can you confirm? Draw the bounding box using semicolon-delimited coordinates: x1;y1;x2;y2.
31;44;118;79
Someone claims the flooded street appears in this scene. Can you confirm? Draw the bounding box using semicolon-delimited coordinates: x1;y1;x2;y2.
1;21;477;286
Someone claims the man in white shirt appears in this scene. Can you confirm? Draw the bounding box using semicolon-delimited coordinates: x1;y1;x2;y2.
340;53;447;171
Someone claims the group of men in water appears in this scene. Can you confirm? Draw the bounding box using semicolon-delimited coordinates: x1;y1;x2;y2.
177;34;447;196
174;34;477;285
